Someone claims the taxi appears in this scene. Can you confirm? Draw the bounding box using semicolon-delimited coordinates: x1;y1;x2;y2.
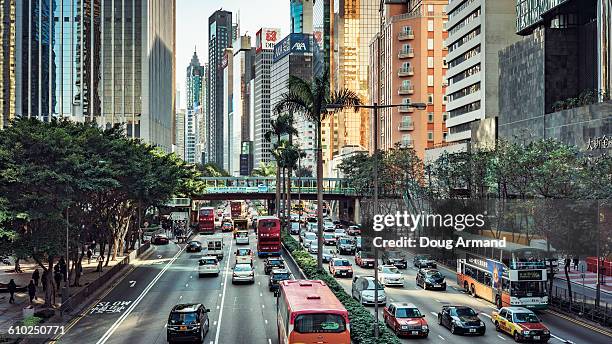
491;307;550;342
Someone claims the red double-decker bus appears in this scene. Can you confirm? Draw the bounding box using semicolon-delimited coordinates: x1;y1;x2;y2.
257;216;281;257
198;207;215;234
230;201;243;218
277;280;350;344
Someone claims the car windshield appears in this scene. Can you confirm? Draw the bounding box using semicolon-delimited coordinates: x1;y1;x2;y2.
260;220;277;228
291;222;300;229
200;259;217;265
334;260;351;266
268;259;283;266
426;271;443;279
366;279;385;290
294;313;346;334
339;238;353;245
234;264;252;272
169;312;198;325
395;308;421;318
361;252;375;259
272;273;290;280
417;255;431;261
236;249;251;256
305;233;317;240
237;232;248;237
335;229;345;234
382;266;400;274
189;241;200;246
452;308;477;317
323;249;335;255
324;233;334;239
514;312;540;323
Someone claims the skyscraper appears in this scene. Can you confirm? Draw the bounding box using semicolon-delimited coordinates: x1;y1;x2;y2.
291;0;313;33
231;35;255;176
206;9;233;166
13;0;176;152
254;28;281;169
185;50;205;163
0;0;16;129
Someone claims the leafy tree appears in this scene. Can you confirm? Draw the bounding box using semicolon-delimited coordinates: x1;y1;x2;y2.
251;162;276;177
265;114;298;217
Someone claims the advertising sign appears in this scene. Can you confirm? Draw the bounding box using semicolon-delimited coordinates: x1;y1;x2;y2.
273;33;312;62
256;28;281;52
487;259;505;289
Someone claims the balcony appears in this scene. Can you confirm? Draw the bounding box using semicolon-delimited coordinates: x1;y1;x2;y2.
399;139;414;148
398;85;414;95
398;67;414;76
398;121;414;131
398;48;414;58
398;30;414;40
398;105;415;113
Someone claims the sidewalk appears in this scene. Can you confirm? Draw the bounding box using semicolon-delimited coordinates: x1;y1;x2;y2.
556;269;612;294
0;251;130;332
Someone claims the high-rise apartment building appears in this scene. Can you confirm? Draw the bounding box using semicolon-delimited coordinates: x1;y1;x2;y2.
271;33;316;172
196;63;208;164
185;50;205;164
369;0;449;159
443;0;518;147
175;110;185;160
222;48;233;173
13;0;176;152
313;0;331;79
291;0;313;33
254;28;281;169
206;9;233;166
0;0;16;129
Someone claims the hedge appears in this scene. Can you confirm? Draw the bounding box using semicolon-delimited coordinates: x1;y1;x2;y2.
282;232;400;344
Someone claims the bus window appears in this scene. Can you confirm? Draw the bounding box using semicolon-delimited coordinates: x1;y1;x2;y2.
294;314;346;333
465;265;475;278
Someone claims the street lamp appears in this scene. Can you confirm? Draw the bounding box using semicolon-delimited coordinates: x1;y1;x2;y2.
327;101;426;338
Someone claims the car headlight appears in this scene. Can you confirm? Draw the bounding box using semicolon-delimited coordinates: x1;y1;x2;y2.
523;330;530;335
543;330;550;334
422;325;428;330
479;321;485;326
401;325;409;330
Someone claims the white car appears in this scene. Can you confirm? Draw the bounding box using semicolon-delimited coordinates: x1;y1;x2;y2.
377;265;404;287
235;231;249;245
334;228;347;239
323;222;335;232
308;241;319;254
303;232;317;248
232;263;255;284
198;256;220;277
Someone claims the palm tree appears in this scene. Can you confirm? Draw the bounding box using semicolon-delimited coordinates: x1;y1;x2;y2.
274;72;361;269
265;114;298;217
251;162;276;177
278;143;302;229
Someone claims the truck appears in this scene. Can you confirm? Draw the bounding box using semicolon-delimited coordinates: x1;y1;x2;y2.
256;216;281;257
232;218;249;238
230;201;243;218
204;236;224;260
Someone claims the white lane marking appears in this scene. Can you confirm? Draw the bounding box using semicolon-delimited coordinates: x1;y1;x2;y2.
219;293;222;297
550;333;573;343
95;246;186;344
129;281;136;288
260;293;263;297
268;339;272;344
210;341;213;344
430;312;438;317
264;319;268;324
262;304;265;309
497;334;507;340
435;299;441;303
214;238;233;344
190;275;193;279
185;284;189;287
179;295;183;300
480;313;491;319
437;335;445;341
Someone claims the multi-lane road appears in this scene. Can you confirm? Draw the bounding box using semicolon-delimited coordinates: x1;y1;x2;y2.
51;228;611;344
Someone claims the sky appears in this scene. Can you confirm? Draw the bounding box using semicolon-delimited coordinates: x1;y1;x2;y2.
176;0;291;109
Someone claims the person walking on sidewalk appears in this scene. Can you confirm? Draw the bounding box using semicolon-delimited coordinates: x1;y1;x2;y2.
7;279;16;304
87;248;93;264
96;254;104;272
59;257;67;282
573;256;579;270
27;279;37;304
41;269;48;292
53;265;62;292
32;269;40;287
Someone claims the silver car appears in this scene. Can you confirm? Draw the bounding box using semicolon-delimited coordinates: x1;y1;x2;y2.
232;263;255;284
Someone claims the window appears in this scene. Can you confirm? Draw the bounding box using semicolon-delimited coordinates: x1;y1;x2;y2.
401;116;412;124
403;98;411;104
427;113;434;123
402;43;411;52
402;80;411;88
443;132;448;141
402;25;412;33
428;4;434;13
428;20;434;32
427;39;434;50
428;75;434;87
428;57;434;68
427;94;434;104
428;132;434;141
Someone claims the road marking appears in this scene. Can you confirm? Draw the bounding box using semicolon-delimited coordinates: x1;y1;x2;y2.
260;293;263;297
185;283;189;287
268;339;272;344
179;295;183;300
437;335;445;340
430;312;437;317
550;333;573;343
480;313;491;319
128;281;136;288
190;275;193;279
264;319;268;324
544;309;612;337
219;293;222;297
262;304;265;309
95;245;186;344
435;299;441;303
497;335;506;340
213;321;217;326
214;237;233;344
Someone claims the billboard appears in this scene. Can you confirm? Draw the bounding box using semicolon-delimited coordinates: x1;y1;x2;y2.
256;28;281;52
273;33;312;62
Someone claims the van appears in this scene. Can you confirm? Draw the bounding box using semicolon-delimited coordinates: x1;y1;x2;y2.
205;236;224;260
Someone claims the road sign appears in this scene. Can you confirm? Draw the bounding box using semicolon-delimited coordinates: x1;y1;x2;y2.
578;261;587;274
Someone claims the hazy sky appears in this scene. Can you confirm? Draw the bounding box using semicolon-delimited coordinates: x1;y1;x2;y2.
176;0;291;109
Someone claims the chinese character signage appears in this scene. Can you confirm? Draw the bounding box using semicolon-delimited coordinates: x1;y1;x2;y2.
586;135;611;150
256;28;281;52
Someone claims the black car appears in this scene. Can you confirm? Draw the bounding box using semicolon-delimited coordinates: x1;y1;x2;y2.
382;251;407;269
167;303;210;343
413;254;437;268
416;269;446;290
264;257;285;275
438;305;486;335
269;268;292;291
337;237;356;255
186;241;202;253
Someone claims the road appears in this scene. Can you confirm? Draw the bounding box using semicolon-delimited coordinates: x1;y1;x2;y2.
56;231;287;344
291;233;612;344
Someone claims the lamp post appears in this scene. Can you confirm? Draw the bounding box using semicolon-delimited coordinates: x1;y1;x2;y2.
326;101;426;337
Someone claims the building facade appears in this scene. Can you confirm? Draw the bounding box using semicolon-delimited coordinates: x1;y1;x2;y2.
271;33;316;172
11;0;176;151
206;9;232;166
185;50;205;163
443;0;519;147
0;0;16;129
254;28;282;169
174;109;185;160
370;0;449;160
291;0;313;33
222;48;233;172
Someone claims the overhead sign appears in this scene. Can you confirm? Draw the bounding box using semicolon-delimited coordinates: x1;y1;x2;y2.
273;33;312;62
256;28;281;52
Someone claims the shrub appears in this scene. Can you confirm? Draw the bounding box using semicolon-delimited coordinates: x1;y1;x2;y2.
282;232;400;344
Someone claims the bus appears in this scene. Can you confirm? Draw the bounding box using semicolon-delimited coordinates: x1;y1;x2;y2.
457;252;549;310
198;207;215;234
277;280;350;344
257;216;281;257
230;201;244;218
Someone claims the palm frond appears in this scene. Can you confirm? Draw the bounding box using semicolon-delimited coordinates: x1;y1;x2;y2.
273;91;312;118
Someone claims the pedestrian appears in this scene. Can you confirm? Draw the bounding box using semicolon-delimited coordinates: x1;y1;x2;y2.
59;257;67;282
96;254;104;272
41;269;48;292
27;279;36;304
53;266;62;291
90;241;96;255
7;279;16;304
573;256;579;270
32;269;40;287
87;248;93;264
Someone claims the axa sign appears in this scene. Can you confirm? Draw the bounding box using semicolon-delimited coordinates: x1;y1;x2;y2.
273;33;311;62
